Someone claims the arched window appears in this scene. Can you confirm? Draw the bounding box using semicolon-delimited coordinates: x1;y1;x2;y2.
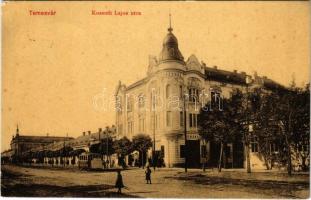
166;84;171;99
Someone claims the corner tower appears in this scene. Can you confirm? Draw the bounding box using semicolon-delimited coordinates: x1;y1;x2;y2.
158;14;184;64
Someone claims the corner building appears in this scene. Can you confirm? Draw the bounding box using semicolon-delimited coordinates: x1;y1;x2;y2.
115;23;281;168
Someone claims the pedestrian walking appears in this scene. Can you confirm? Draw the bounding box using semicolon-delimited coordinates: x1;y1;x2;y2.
115;170;124;193
145;166;152;184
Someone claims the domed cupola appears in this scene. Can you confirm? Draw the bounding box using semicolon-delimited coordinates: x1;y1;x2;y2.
158;16;184;63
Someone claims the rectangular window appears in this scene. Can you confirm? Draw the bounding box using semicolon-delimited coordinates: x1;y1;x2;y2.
201;145;207;158
180;145;185;158
139;118;145;132
189;113;197;128
298;144;303;151
179;85;183;98
303;144;309;153
161;145;165;158
128;122;131;134
127;98;133;112
118;124;123;135
190;89;193;102
188;88;198;102
180;111;184;127
211;91;221;110
225;145;232;159
166;111;172;127
189;113;193;127
151;94;156;111
270;143;278;153
219;95;223;110
138;96;145;108
251;137;258;153
128;121;133;134
211;91;215;108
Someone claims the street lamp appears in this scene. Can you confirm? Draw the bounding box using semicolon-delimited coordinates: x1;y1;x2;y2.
245;76;252;173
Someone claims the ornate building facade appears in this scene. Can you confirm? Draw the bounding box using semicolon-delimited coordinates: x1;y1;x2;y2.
115;22;284;168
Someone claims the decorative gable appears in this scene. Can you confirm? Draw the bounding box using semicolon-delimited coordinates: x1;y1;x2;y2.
147;55;158;75
186;54;203;72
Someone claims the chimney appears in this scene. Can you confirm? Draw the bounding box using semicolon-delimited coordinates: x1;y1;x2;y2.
98;128;102;140
233;70;237;73
88;131;91;135
213;66;217;69
83;132;85;136
16;124;19;136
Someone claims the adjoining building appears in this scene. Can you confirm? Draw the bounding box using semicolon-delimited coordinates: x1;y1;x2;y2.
10;125;74;158
115;20;285;169
4;125;117;168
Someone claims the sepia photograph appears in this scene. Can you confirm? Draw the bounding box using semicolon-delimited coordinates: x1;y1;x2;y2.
1;1;310;198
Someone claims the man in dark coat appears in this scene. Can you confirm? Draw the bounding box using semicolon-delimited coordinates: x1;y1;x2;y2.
145;166;152;184
115;170;124;193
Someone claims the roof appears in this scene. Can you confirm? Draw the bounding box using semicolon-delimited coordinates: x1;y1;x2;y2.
126;77;149;91
158;31;184;63
205;66;247;85
41;127;117;150
12;135;74;143
262;77;287;91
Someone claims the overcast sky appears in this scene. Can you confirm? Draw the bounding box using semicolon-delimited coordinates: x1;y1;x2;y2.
2;1;309;151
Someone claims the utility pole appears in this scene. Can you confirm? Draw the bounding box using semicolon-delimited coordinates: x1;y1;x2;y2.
245;76;251;173
99;128;102;161
183;90;188;173
106;127;109;167
63;139;65;167
152;92;156;171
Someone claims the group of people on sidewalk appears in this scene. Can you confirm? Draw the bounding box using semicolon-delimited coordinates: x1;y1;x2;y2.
115;166;153;194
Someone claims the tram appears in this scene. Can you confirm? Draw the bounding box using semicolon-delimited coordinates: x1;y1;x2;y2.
78;152;103;169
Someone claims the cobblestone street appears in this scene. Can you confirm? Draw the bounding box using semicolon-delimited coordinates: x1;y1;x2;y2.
1;164;309;198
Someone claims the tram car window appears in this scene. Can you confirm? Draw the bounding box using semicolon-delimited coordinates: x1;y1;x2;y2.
78;152;103;170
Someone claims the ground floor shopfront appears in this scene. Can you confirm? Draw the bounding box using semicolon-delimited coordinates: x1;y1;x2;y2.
134;132;246;169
